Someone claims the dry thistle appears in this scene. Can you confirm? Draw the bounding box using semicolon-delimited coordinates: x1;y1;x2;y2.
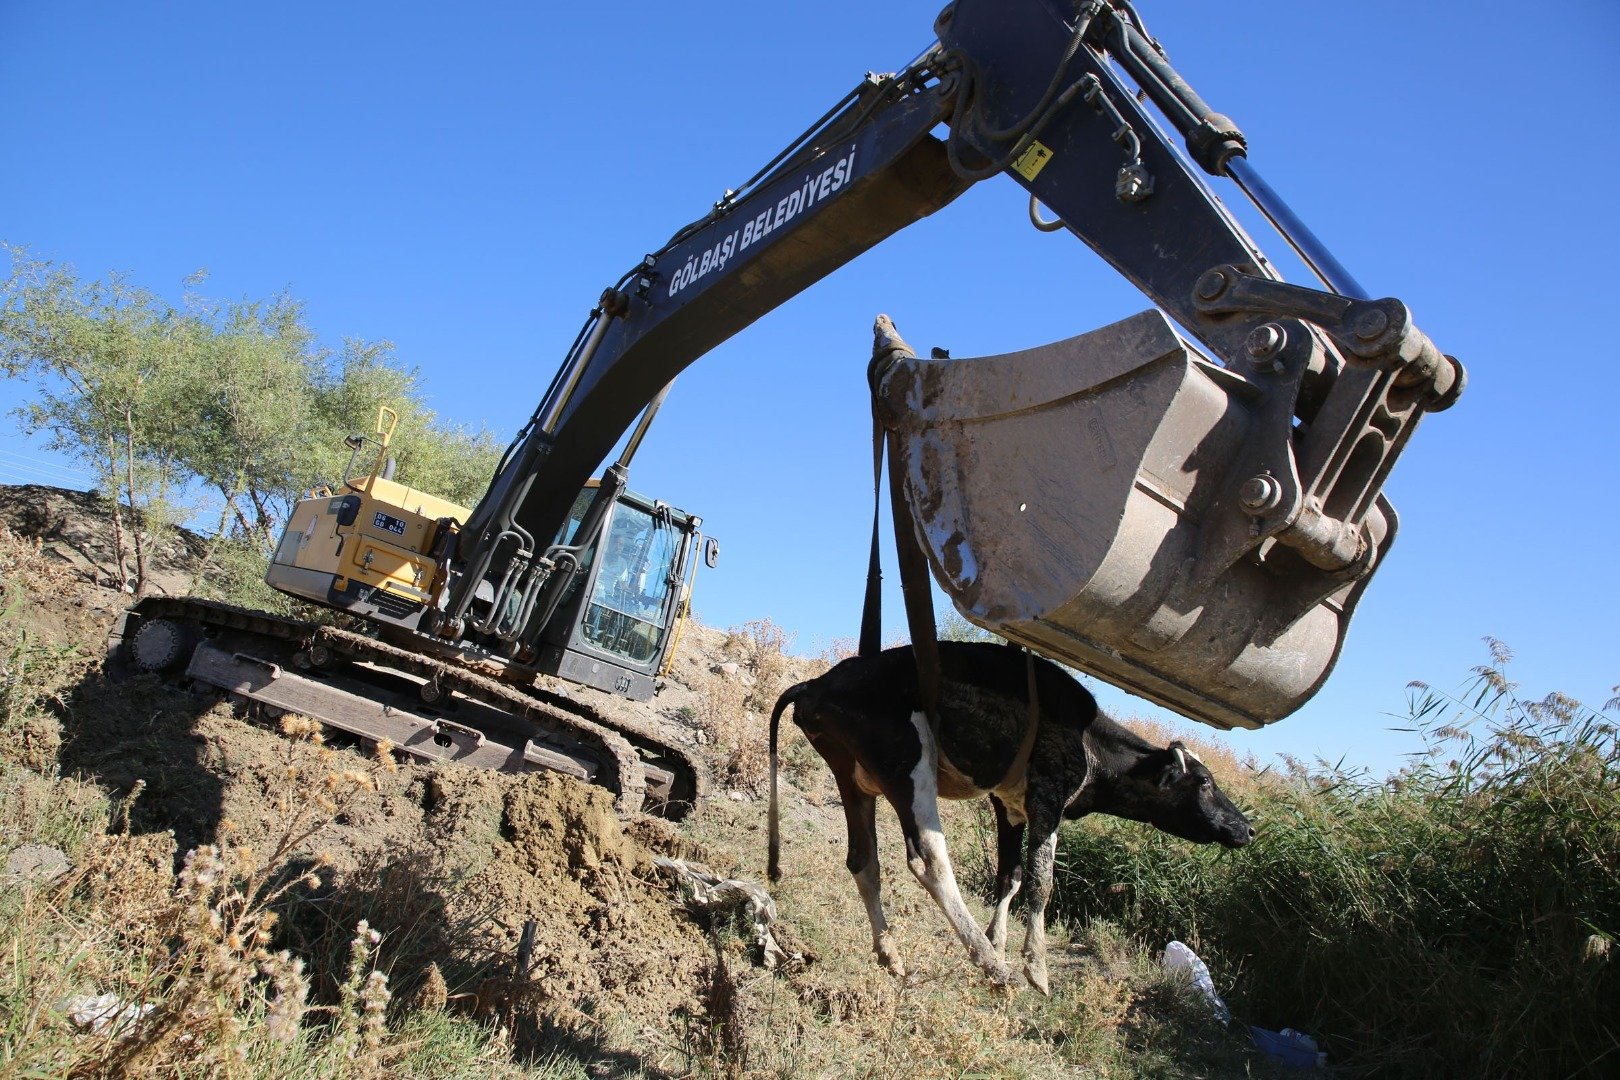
412;962;449;1013
115;778;147;833
360;970;391;1050
373;736;398;771
279;714;315;739
332;919;385;1061
180;845;225;894
262;951;309;1043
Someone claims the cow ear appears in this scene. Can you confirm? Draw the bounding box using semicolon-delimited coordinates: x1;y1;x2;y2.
1157;744;1186;787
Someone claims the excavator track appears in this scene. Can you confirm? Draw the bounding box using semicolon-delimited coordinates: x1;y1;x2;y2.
109;597;708;819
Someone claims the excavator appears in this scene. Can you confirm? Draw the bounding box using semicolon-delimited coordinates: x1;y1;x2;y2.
110;0;1463;819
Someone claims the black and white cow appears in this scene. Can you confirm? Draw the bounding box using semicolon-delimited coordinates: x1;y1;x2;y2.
768;641;1253;994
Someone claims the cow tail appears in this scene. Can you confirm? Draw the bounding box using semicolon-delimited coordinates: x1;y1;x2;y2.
768;682;806;883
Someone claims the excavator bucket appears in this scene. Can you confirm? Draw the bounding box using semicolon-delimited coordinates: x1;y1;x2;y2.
873;309;1414;731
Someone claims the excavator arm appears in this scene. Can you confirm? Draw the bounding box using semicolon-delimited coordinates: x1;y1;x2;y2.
445;61;969;638
439;0;1464;729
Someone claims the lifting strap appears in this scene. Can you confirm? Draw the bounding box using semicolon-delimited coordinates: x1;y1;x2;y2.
861;397;1041;763
864;340;940;733
888;439;943;730
863;323;1041;769
858;394;885;659
1008;649;1042;790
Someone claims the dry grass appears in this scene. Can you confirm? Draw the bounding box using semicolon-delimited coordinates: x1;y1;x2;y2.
0;691;543;1078
0;521;100;597
817;636;859;664
684;765;1278;1079
700;619;815;794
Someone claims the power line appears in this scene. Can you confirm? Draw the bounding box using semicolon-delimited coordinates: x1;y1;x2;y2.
0;463;93;487
0;448;94;480
0;446;91;469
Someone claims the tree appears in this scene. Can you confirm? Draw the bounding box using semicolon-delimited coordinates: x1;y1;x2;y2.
0;248;196;591
939;611;1004;644
306;341;502;510
171;290;321;550
2;246;505;598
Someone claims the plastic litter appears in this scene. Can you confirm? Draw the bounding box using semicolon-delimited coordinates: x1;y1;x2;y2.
1161;940;1229;1024
60;993;154;1038
1250;1026;1327;1069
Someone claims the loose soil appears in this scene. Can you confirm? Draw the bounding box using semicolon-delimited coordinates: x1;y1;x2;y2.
0;484;830;1070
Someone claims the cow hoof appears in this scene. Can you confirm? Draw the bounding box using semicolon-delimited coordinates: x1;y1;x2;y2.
983;960;1013;987
1024;963;1051;997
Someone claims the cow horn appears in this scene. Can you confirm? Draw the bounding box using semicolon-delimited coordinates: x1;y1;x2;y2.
1173;745;1188;772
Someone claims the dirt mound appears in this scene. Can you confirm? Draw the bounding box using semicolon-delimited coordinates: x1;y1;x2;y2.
0;483;774;1056
477;775;710;1018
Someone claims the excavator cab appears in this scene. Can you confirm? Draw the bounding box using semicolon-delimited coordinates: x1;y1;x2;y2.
531;483;706;699
265;409;708;702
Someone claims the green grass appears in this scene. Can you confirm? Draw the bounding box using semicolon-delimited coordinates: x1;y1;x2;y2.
1046;643;1619;1078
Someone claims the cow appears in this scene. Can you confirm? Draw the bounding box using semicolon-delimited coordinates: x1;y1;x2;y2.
767;641;1253;994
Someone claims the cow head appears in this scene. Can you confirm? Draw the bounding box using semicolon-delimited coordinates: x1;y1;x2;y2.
1142;742;1254;848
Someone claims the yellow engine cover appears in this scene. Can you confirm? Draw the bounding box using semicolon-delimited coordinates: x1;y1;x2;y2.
269;476;470;608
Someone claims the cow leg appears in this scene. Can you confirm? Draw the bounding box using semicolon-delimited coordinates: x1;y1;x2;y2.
895;712;1009;984
1020;790;1063;997
985;795;1025;960
831;768;905;976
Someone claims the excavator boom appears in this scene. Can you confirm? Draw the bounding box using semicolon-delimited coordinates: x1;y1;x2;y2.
438;0;1462;730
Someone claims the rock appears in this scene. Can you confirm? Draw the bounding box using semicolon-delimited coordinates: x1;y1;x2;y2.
712;661;740;677
3;844;71;889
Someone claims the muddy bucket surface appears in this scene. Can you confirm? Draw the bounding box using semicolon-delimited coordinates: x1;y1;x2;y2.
875;309;1393;730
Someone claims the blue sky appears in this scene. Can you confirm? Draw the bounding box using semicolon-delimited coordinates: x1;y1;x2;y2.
4;1;1617;775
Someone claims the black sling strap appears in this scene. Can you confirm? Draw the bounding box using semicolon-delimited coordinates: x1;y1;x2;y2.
1008;648;1041;787
859;394;885;660
862;321;1039;766
863;327;940;733
887;431;942;730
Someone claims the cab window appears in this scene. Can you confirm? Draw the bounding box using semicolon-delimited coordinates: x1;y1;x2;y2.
580;503;680;665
